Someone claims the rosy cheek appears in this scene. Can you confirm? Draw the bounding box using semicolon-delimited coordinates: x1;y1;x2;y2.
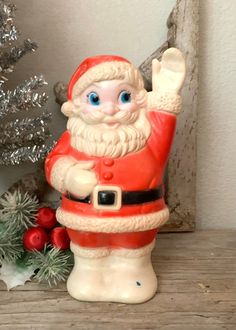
79;104;89;113
119;102;138;113
80;103;98;114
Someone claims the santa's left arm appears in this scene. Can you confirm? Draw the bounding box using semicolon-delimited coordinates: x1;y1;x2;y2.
147;48;186;162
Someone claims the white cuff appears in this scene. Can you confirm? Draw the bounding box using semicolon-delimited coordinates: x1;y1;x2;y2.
56;207;169;233
148;91;182;115
50;157;77;193
70;240;155;259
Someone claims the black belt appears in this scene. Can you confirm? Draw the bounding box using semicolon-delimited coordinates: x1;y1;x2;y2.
66;186;163;206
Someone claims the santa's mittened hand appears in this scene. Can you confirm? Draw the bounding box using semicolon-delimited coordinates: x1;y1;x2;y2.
152;48;186;95
64;161;98;198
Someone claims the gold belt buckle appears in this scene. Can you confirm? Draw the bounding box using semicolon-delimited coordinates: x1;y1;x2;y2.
92;185;122;211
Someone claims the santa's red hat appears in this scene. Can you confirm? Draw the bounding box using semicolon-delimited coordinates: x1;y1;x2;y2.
61;54;144;117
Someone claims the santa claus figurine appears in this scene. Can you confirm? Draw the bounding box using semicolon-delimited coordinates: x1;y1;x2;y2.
45;48;186;303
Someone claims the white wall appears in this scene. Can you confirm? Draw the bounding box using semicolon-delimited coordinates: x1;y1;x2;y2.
0;0;235;229
197;0;236;228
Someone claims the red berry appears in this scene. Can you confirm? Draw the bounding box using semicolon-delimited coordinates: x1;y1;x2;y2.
23;227;48;251
36;207;57;229
50;227;70;250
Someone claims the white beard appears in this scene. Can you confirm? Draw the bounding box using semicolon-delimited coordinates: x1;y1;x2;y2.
67;108;151;158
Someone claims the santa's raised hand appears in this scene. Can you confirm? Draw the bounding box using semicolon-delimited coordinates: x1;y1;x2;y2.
152;48;186;95
148;48;186;115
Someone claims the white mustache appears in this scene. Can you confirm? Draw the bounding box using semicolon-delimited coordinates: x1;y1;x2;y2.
78;109;139;125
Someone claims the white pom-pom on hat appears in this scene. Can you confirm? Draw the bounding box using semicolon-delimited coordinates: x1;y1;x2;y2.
61;100;74;117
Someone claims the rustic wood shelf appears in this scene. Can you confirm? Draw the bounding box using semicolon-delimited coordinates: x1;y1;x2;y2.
0;230;235;329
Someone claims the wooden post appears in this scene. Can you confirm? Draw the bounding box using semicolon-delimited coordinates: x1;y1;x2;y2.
164;0;199;231
139;0;199;231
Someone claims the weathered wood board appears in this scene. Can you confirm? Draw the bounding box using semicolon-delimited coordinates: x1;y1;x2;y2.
165;0;199;232
140;0;199;231
0;230;235;329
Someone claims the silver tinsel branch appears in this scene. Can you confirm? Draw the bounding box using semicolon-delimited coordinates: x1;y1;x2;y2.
0;38;38;73
0;112;51;148
0;1;18;46
0;75;48;118
0;1;52;166
0;144;53;165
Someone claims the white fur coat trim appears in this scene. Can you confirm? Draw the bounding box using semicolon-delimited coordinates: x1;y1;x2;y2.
56;207;169;233
148;91;181;114
70;240;155;258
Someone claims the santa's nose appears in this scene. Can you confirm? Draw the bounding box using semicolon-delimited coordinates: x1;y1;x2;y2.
102;103;119;115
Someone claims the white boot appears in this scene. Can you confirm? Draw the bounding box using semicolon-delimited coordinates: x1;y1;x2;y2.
67;243;110;302
67;240;157;304
106;241;157;304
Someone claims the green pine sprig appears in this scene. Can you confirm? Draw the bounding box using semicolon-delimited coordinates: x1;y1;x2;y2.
0;189;73;287
0;189;39;233
0;223;24;262
28;246;73;286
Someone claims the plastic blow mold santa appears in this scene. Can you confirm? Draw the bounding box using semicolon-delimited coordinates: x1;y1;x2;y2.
45;49;186;303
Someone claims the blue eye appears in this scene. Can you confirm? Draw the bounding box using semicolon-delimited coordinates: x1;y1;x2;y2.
119;91;131;104
87;92;100;106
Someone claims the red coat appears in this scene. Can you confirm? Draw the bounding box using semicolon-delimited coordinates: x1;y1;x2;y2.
46;111;176;215
45;110;176;248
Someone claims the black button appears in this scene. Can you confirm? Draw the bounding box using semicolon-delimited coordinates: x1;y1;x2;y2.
98;191;116;205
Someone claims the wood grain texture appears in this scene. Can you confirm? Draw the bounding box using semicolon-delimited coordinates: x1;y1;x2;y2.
164;0;199;231
0;230;235;329
139;41;169;92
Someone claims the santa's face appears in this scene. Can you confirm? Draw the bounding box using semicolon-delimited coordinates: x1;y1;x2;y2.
67;79;151;158
74;80;141;129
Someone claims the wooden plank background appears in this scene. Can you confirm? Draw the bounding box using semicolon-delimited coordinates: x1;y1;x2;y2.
165;0;199;232
140;0;199;232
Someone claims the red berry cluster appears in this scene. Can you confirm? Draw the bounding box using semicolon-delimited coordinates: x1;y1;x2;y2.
23;207;70;251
